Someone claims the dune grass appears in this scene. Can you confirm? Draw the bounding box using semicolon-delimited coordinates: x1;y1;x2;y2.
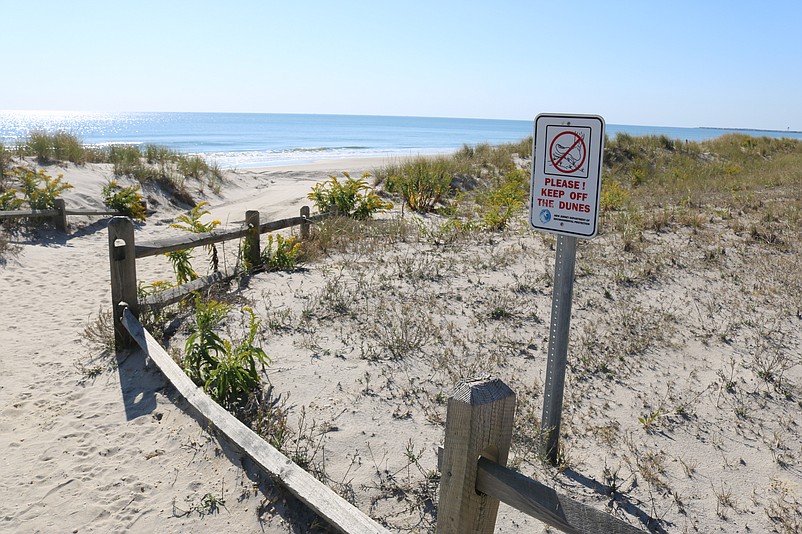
10;131;225;201
269;133;802;531
603;133;802;207
72;131;801;531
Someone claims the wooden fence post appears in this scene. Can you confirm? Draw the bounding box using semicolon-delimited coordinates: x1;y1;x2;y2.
53;198;67;233
108;217;139;352
300;205;310;240
437;377;516;534
245;210;260;268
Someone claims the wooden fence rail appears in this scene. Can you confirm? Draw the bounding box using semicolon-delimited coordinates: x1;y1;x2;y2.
119;307;389;534
109;210;644;533
0;198;145;232
437;377;643;534
132;212;326;259
109;207;321;349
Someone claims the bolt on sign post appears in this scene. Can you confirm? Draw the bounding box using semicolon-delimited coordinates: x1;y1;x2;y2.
529;114;605;465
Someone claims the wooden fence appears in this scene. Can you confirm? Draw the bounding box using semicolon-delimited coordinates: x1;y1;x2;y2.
109;207;394;534
437;377;643;533
0;198;141;233
108;206;325;350
108;212;644;533
119;306;388;534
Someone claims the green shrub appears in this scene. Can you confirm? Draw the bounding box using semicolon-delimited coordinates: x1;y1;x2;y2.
0;189;22;211
261;234;301;271
1;159;23;211
107;145;196;203
385;157;453;213
453;139;531;173
184;298;230;384
170;202;222;272
171;201;221;233
308;172;392;219
165;249;198;284
12;166;73;210
239;233;302;272
184;299;271;412
176;154;224;193
205;308;270;411
509;136;534;160
145;144;177;164
52;131;85;164
0;142;13;181
599;180;629;212
177;154;208;180
102;180;146;221
477;168;529;230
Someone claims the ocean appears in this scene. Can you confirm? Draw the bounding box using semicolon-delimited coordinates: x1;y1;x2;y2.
2;111;801;169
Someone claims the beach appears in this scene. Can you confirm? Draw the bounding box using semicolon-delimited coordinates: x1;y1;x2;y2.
0;158;385;533
2;154;801;533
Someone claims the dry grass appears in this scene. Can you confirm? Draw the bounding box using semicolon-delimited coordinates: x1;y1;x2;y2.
147;134;802;532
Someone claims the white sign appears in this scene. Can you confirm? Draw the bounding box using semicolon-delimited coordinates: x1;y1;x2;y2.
529;114;605;238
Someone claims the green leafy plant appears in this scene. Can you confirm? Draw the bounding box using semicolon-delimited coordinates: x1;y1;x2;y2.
261;234;302;271
184;300;271;411
638;408;664;431
205;308;271;411
171;201;221;233
10;166;73;210
102;180;147;221
171;202;222;272
165;249;199;284
477;168;529;230
599;180;629;212
307;172;392;219
183;298;230;384
0;188;23;211
239;233;302;272
135;280;178;340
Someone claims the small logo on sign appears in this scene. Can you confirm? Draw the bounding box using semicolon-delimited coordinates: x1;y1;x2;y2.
539;209;552;224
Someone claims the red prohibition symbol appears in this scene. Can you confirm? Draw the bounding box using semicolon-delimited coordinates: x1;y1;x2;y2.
549;131;587;174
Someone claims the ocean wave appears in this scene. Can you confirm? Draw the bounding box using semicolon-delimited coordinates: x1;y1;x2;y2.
203;146;449;169
286;146;371;153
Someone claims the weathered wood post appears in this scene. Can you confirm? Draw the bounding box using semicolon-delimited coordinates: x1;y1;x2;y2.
300;205;310;240
108;217;139;352
437;377;516;534
245;210;260;268
53;198;67;233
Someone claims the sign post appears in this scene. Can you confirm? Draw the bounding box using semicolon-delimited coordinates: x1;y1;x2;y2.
529;114;605;465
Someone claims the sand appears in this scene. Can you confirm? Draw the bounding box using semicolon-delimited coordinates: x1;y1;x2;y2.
1;155;801;533
0;157;381;533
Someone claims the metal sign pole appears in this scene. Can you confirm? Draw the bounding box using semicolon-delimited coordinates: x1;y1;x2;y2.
540;234;577;465
529;114;604;466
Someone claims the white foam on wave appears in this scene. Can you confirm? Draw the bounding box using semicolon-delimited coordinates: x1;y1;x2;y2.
204;146;449;169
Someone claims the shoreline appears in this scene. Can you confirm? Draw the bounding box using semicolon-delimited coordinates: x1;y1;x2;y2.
232;153;446;174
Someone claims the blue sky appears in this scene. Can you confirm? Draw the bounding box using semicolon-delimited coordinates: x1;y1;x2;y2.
2;1;800;130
